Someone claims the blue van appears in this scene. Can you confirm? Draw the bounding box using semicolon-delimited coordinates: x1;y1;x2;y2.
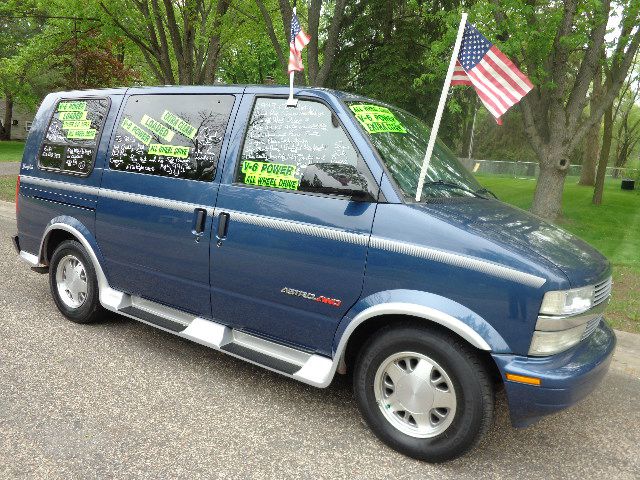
13;86;615;462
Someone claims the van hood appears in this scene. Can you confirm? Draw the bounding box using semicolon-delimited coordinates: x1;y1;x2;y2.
411;199;610;287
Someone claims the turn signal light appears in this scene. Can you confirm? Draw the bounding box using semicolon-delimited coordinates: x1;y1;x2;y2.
505;373;541;386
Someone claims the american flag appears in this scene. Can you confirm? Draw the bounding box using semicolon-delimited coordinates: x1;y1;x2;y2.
452;22;533;124
288;12;311;74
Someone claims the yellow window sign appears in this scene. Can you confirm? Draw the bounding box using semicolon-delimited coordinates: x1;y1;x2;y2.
161;110;197;139
241;161;298;190
148;143;190;159
62;120;92;130
349;104;407;134
121;118;151;145
58;101;87;112
141;114;175;142
59;111;88;121
66;129;97;140
241;160;296;177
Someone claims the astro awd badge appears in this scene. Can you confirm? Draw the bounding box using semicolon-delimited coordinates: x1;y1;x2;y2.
281;287;342;308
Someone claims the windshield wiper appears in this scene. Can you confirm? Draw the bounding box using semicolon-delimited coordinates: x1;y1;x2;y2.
422;180;488;199
475;187;498;199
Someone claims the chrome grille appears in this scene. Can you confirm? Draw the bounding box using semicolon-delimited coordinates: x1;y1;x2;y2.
593;276;612;306
581;316;601;340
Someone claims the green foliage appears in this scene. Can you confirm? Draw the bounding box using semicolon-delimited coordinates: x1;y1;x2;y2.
217;0;285;84
327;0;473;146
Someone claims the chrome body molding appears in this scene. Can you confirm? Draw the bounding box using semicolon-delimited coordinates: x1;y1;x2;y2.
338;303;492;353
536;300;609;332
21;175;98;197
20;175;214;215
99;187;214;215
223;209;369;246
370;237;547;289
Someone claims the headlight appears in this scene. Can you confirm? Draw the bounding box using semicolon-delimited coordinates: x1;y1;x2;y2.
528;324;587;356
539;285;594;316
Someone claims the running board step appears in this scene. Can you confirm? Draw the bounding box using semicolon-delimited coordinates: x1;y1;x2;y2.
119;306;187;332
221;342;301;375
107;293;335;387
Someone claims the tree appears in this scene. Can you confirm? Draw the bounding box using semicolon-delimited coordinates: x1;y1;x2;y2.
592;57;640;203
99;0;231;85
0;0;45;139
486;0;640;220
328;1;474;147
255;0;347;86
612;62;640;175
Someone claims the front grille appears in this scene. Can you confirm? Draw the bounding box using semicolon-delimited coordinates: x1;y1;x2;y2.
582;316;602;340
593;276;612;306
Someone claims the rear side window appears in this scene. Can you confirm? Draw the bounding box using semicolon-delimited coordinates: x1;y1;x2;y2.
39;98;110;175
109;94;234;181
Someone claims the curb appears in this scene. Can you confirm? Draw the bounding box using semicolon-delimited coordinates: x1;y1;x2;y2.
1;196;639;376
611;330;640;378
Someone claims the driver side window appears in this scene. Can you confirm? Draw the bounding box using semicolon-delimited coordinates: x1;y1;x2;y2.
236;98;376;199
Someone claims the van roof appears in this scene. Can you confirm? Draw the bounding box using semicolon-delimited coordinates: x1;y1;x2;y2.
49;84;370;102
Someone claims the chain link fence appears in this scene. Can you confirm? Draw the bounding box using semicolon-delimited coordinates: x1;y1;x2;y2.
459;158;640;180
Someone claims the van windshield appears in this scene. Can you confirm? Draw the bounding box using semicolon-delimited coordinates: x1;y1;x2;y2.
346;101;483;201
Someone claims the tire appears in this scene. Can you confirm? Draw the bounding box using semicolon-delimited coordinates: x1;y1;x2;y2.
49;239;105;324
353;325;494;462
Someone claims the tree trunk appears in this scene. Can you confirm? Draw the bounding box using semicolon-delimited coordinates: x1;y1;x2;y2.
1;95;13;141
578;67;603;186
592;105;613;205
460;115;474;158
531;160;568;221
578;121;600;185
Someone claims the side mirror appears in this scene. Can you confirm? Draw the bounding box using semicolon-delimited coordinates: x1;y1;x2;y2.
300;163;373;201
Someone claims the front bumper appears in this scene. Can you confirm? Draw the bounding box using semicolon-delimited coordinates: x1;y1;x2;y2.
492;321;616;428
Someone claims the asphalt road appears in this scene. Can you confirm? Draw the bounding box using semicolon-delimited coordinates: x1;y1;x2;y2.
1;211;639;479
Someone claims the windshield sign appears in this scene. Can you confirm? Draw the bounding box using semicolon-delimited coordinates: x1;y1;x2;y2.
347;101;482;201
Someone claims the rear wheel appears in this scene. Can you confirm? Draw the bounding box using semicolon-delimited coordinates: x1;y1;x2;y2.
353;325;494;462
49;240;105;324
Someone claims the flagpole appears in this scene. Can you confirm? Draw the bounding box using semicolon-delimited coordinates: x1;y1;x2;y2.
467;105;477;161
286;6;298;107
415;12;467;201
287;71;297;107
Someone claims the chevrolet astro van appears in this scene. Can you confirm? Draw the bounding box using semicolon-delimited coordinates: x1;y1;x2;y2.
13;86;615;462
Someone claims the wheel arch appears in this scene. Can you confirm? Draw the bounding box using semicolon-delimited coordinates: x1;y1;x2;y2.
38;217;109;291
333;290;510;375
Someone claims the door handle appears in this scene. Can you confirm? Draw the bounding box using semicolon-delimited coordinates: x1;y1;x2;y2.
216;212;230;247
193;208;207;236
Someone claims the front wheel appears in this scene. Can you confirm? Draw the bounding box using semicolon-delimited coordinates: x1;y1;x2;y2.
353;325;494;462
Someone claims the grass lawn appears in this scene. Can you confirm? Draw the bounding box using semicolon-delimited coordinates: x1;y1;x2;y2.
0;176;16;202
477;175;640;333
0;141;25;162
